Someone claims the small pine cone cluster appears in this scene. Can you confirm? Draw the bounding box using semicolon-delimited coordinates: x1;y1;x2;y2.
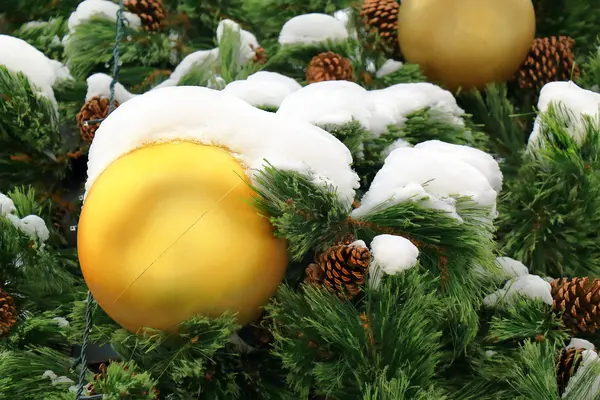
253;46;267;65
0;287;18;336
517;36;579;93
306;52;354;84
556;347;588;395
76;97;119;144
124;0;166;32
551;277;600;334
305;242;371;300
360;0;400;55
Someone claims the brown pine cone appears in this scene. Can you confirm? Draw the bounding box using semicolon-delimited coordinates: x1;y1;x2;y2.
76;97;119;144
360;0;401;56
0;287;18;336
309;243;371;300
306;52;354;84
551;278;600;334
253;46;267;65
517;36;579;93
557;347;589;395
124;0;166;32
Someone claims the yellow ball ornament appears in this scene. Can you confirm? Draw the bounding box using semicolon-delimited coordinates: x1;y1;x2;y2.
397;0;536;91
78;141;288;333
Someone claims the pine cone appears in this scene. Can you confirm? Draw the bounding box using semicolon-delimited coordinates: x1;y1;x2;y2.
0;287;18;336
76;97;119;144
557;347;588;395
551;277;600;334
124;0;166;32
253;47;267;65
517;36;579;93
360;0;400;56
306;52;354;84
310;243;371;300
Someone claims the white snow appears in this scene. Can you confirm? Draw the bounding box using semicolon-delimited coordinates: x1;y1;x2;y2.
53;317;70;328
382;138;412;158
352;145;499;221
494;257;528;278
275;81;466;138
0;193;49;243
222;71;302;108
529;81;600;149
85;73;136;103
277;81;372;129
216;19;260;65
568;338;595;351
563;349;600;399
0;35;71;104
370;234;419;274
85;86;359;206
376;59;404;78
67;0;141;32
0;193;16;216
483;274;553;307
415;141;503;193
367;83;465;135
333;8;357;39
279;13;349;46
154;49;220;89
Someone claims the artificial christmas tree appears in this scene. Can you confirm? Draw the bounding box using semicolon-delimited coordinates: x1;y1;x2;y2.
1;0;600;399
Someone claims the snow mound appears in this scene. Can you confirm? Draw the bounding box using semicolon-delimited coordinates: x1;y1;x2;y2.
277;81;371;129
155;49;220;89
352;144;499;221
368;82;465;135
85;73;136;103
568;338;595;351
67;0;141;32
0;34;71;104
529;81;600;149
223;71;302;108
415;140;503;193
279;13;348;46
376;59;403;78
275;81;465;137
216;19;260;65
483;274;553;306
86;86;359;207
371;234;419;275
495;257;528;278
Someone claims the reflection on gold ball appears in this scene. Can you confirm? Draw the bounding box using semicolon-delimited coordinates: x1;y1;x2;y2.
78;141;288;333
397;0;535;91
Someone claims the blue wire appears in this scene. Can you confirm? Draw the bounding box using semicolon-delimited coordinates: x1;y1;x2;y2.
75;1;125;398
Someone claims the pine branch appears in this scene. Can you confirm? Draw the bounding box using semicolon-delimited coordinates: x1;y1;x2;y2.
577;37;600;92
498;105;600;277
64;17;173;80
268;269;443;398
12;18;68;61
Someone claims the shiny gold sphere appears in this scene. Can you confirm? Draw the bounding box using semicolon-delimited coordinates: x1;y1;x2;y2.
397;0;536;91
78;141;288;333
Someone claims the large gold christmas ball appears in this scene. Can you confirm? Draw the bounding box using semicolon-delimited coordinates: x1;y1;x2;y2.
78;141;288;333
397;0;535;91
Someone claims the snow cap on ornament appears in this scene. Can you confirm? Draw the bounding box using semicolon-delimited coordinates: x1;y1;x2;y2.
528;81;600;150
84;86;359;204
278;13;349;46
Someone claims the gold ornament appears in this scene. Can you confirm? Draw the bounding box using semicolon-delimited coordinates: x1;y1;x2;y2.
397;0;536;91
78;141;288;333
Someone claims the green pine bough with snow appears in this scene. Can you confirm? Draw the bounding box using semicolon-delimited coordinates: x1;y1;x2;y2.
1;0;600;399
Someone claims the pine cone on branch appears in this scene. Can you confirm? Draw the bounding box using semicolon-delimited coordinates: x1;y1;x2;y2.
360;0;401;56
551;277;600;334
0;287;18;336
124;0;166;32
557;347;587;396
306;52;354;84
306;243;371;300
517;36;579;93
77;97;119;144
